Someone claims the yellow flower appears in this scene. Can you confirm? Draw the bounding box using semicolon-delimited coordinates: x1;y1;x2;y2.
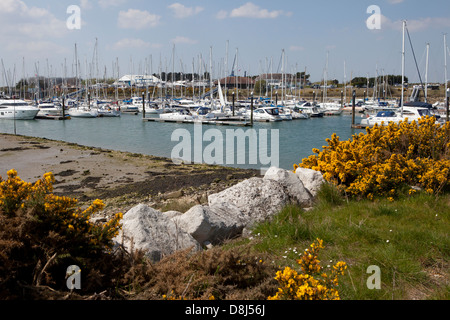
269;239;346;300
295;116;450;199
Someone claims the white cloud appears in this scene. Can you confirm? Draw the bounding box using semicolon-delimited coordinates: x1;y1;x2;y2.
171;36;198;45
168;3;204;18
0;0;26;13
216;10;228;20
118;9;161;29
387;0;405;4
0;0;67;39
80;0;92;10
229;2;290;19
112;38;162;50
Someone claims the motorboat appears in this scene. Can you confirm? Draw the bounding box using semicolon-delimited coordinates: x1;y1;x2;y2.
362;100;398;115
278;107;293;120
172;99;203;111
297;102;324;117
36;101;68;119
0;98;39;120
247;106;282;122
360;106;437;127
319;102;343;116
120;96;143;113
193;106;212;118
159;108;196;121
97;104;121;117
140;102;164;114
290;106;310;119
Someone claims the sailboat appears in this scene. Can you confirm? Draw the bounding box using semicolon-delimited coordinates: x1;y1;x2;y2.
68;103;99;118
209;78;228;118
318;51;343;116
361;21;439;127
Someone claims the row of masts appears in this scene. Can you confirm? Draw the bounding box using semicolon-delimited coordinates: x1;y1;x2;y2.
2;31;449;110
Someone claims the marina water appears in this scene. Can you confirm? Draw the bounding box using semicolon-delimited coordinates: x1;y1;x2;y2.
0;114;361;171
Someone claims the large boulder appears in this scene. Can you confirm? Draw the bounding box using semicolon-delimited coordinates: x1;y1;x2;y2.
172;203;246;246
208;177;289;227
294;167;325;198
263;167;313;207
114;204;201;262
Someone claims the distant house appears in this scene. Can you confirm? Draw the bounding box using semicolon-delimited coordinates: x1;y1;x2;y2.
255;73;298;89
214;76;255;89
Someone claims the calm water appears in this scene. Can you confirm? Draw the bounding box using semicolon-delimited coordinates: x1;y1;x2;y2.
0;113;362;170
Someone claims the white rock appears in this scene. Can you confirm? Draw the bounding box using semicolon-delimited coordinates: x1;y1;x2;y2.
295;167;325;198
114;204;201;262
163;210;183;219
263;167;313;207
208;177;289;227
172;204;245;245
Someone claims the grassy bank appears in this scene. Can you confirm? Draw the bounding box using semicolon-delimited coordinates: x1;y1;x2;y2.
249;184;449;300
126;185;449;300
1;174;448;300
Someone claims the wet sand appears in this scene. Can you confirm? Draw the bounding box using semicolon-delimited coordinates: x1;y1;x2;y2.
0;133;259;216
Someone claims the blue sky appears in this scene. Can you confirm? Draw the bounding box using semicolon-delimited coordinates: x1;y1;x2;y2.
1;0;450;84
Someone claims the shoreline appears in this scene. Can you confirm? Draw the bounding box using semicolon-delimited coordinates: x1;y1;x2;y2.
0;133;260;216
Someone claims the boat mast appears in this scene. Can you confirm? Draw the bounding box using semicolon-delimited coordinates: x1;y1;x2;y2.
74;43;78;101
401;20;406;117
172;43;175;102
225;40;229;103
444;34;448;108
324;51;329;103
425;43;429;103
281;49;285;106
210;46;213;109
445;33;449;122
344;60;347;106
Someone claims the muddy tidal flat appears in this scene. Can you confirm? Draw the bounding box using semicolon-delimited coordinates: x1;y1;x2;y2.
0;133;259;217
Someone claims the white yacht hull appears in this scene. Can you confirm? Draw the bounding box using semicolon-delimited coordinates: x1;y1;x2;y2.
68;108;99;118
159;114;195;121
0;107;39;120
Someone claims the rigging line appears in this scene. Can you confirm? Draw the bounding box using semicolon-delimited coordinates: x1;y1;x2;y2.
406;26;424;89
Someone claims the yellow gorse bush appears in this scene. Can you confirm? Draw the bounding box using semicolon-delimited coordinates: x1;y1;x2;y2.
295;117;450;199
269;239;347;300
0;169;123;251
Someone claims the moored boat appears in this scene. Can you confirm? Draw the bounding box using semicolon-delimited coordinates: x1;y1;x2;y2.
0;98;39;120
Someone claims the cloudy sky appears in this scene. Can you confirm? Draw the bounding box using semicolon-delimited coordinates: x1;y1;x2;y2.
1;0;450;85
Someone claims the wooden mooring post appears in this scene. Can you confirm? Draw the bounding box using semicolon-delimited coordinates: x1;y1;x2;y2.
352;90;356;126
142;92;146;119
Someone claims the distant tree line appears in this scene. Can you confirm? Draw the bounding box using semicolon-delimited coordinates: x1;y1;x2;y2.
351;75;408;88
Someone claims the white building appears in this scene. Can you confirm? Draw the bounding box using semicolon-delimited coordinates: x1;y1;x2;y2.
114;75;163;87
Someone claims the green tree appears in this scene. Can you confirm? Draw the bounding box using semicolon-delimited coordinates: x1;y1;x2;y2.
254;80;267;95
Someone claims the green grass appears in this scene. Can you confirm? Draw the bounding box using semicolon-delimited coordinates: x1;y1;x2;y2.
249;185;450;300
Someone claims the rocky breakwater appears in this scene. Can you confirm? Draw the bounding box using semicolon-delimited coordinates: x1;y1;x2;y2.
114;167;325;262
